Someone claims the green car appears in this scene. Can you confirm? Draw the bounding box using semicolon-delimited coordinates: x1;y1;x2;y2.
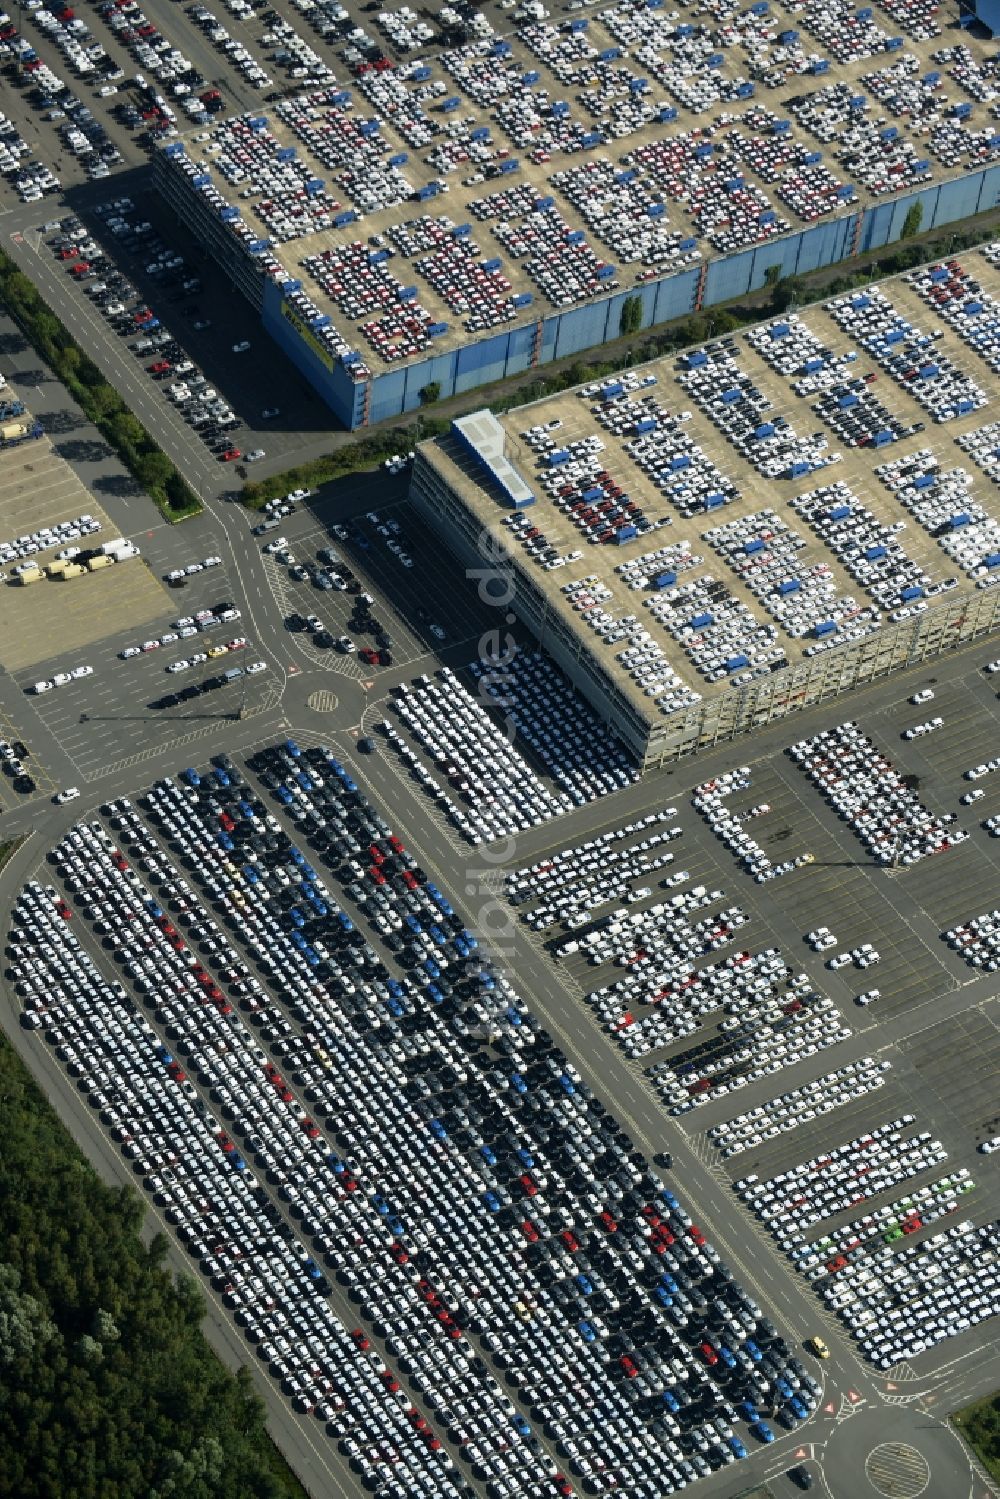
884;1226;903;1244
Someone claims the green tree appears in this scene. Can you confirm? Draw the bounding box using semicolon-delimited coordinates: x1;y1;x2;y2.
419;380;441;405
619;295;643;336
900;200;924;240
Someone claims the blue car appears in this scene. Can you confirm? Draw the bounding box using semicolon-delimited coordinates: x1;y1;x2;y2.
481;1146;498;1166
737;1400;757;1421
181;767;200;787
285;738;301;758
511;1072;528;1095
745;1340;763;1363
789;1395;808;1420
578;1320;596;1343
660;1390;680;1413
574;1274;594;1296
718;1345;737;1369
275;785;293;805
751;1421;775;1445
483;1191;502;1212
512;1414;531;1436
728;1436;748;1459
516;1147;534;1168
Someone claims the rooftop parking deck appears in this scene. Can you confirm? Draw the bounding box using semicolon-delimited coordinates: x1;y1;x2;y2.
412;244;1000;759
158;0;1000;379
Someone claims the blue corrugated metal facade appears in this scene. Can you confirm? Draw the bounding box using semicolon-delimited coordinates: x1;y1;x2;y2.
260;164;1000;429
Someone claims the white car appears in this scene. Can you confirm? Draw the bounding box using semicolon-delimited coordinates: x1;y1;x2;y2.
961;788;985;805
263;536;287;555
141;640;161;652
52;672;72;687
33;680;53;693
232;340;251;353
985;659;1000;675
979;1137;1000;1154
190;652;208;666
202;555;222;568
245;449;265;463
70;665;93;678
119;646;141;660
910;689;934;705
336;636;356;654
54;787;80;803
166;659;190;673
160;632;179;646
247;660;267;675
856;989;881;1006
827;952;852;970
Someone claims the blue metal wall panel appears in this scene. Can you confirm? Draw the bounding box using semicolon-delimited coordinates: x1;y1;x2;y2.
749;236;801;293
505;321;537;376
399;350;457;412
368;369;408;425
653;267;700;324
551;301;612;360
538;315;562;365
455;331;510;392
703;249;755;305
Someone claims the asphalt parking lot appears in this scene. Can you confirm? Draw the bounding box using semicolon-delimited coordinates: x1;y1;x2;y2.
260;499;499;673
477;634;1000;1383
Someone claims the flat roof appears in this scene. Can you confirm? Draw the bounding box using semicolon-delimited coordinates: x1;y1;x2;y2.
417;244;1000;732
162;2;1000;376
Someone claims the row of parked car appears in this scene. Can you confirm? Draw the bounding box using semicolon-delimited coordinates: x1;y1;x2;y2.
706;1058;892;1160
390;657;634;845
736;1118;949;1236
789;720;966;865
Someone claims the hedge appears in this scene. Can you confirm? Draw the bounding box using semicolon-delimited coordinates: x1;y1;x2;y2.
0;252;202;523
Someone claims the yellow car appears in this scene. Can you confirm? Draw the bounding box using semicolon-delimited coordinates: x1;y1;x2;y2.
806;1335;830;1359
208;644;228;658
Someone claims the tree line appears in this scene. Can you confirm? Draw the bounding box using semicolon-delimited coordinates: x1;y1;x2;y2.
0;1032;305;1499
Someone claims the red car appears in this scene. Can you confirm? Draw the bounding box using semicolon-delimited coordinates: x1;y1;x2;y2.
521;1219;540;1242
351;1328;369;1350
620;1355;639;1378
599;1210;618;1233
220;448;241;462
148;358;171;374
519;1173;538;1197
699;1341;719;1365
